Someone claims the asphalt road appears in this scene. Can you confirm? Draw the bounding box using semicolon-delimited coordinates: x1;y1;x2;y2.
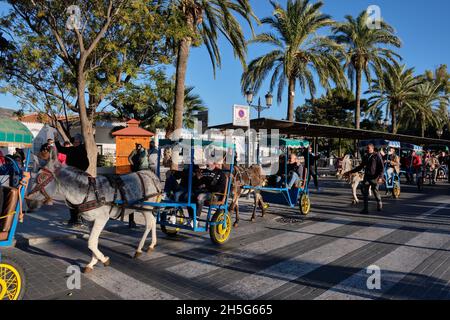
2;177;450;300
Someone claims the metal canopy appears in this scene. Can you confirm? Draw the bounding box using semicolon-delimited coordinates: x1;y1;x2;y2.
0;118;33;147
209;118;450;147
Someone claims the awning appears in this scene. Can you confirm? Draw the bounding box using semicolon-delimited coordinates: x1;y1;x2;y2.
359;139;401;149
0;118;33;148
210;118;450;147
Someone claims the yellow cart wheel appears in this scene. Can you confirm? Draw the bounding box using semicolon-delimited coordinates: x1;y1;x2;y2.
393;184;401;199
299;193;311;215
210;210;232;245
161;208;186;237
0;257;26;300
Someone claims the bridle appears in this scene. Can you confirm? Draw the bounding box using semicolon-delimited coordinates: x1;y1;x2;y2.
25;168;55;205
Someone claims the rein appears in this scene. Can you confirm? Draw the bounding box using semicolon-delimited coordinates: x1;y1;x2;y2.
26;168;55;205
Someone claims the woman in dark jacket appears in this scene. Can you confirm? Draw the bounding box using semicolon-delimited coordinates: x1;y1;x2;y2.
55;133;89;226
55;134;89;171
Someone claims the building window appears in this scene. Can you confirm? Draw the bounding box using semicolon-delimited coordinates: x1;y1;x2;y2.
97;145;103;155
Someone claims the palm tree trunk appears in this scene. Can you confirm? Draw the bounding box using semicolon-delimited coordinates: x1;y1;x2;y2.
391;104;398;134
172;37;192;170
420;112;425;137
173;38;192;137
355;68;362;130
287;77;296;122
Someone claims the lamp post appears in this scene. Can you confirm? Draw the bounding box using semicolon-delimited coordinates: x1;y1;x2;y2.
437;128;443;139
245;91;273;119
244;91;273;166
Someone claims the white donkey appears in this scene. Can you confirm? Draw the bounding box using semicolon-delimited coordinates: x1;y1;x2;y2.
336;155;372;204
26;157;161;273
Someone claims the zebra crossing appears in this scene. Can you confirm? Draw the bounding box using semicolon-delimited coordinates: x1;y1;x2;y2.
22;181;450;300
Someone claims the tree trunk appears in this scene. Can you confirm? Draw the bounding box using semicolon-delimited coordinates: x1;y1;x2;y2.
171;37;192;170
287;77;296;122
54;121;71;143
77;70;98;177
355;68;362;130
391;104;398;134
420;113;425;138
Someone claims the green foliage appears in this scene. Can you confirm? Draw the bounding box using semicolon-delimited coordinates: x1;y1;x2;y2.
112;71;207;132
366;61;421;133
295;88;366;127
0;0;173;116
332;10;402;90
242;0;346;115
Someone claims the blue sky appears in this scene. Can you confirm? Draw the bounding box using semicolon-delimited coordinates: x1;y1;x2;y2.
1;0;449;126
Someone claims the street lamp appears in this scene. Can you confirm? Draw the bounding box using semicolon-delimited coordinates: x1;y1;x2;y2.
245;91;273;119
437;128;443;139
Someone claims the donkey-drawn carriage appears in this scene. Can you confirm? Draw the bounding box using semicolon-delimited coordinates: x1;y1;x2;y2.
146;139;236;245
359;140;402;198
243;138;312;215
0;118;33;300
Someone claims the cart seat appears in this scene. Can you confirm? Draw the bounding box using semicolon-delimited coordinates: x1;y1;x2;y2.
205;176;230;207
0;186;19;241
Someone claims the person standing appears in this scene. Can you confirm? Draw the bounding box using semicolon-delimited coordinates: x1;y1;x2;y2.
128;143;149;173
127;143;148;228
345;143;384;214
148;141;158;173
55;133;90;227
426;153;440;185
303;146;321;192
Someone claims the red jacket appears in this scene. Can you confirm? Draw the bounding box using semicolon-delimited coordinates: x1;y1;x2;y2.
412;155;422;170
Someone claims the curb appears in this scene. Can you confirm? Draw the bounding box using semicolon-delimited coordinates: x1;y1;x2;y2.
15;233;84;246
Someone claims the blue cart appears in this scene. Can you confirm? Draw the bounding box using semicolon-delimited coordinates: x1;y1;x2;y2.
117;139;236;245
244;138;312;215
1;118;33;300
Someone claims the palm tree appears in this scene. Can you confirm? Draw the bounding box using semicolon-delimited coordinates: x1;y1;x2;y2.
113;82;206;136
165;0;257;139
332;11;402;129
406;82;448;137
425;65;449;130
242;0;346;122
366;62;421;134
151;86;207;135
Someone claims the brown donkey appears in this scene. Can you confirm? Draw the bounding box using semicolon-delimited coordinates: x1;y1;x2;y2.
230;165;267;227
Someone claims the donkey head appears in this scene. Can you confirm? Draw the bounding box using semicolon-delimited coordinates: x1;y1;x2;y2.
336;155;352;179
26;149;62;211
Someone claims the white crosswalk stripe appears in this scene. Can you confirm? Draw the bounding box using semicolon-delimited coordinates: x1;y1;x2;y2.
315;230;449;300
36;241;178;300
220;224;396;299
166;218;354;279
